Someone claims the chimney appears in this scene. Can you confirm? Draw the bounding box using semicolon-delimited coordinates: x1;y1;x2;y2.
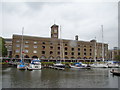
75;35;78;40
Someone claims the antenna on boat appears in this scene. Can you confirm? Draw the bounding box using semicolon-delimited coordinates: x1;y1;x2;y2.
101;25;104;62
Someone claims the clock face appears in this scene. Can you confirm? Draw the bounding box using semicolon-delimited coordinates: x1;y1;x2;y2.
54;29;57;33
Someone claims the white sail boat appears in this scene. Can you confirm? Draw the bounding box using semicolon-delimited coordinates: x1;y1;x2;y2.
91;25;108;68
17;27;27;70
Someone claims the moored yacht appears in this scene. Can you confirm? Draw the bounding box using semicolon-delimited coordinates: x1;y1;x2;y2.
17;60;26;70
53;62;65;68
27;59;42;70
90;63;108;68
70;62;91;69
107;61;119;68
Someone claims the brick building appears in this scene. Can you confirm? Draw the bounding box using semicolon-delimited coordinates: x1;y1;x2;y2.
12;24;108;62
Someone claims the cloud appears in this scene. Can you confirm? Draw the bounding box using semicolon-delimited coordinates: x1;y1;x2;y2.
1;2;118;49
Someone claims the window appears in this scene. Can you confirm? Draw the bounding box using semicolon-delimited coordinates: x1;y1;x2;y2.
78;48;80;51
78;52;80;55
25;41;29;43
50;51;53;54
42;51;45;54
65;47;67;50
65;44;67;46
9;46;12;48
16;44;20;47
65;52;67;55
42;46;45;49
90;49;92;52
54;29;57;33
50;46;53;49
24;45;29;48
71;48;74;51
16;40;20;43
84;49;86;51
50;42;53;45
34;45;37;48
58;52;60;55
33;50;37;53
84;53;86;55
90;53;92;56
58;47;60;50
65;56;68;59
78;45;80;47
24;50;28;53
42;42;45;44
71;52;74;55
34;41;37;44
71;57;74;59
84;45;86;47
16;50;20;53
58;43;60;45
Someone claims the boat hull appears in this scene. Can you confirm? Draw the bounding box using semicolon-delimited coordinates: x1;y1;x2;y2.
90;64;108;68
108;64;119;68
27;64;41;70
110;71;120;76
17;65;26;70
70;65;91;69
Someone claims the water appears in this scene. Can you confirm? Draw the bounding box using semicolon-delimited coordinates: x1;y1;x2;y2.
2;67;120;88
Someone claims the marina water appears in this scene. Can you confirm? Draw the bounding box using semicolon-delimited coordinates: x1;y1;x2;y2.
2;67;120;88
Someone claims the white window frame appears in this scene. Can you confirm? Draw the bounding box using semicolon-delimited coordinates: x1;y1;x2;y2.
16;50;20;53
24;50;28;53
33;50;37;53
24;45;29;48
25;41;29;44
16;40;20;43
16;44;20;47
33;45;37;48
34;41;37;44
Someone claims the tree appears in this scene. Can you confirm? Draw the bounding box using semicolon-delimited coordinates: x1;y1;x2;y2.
115;55;120;62
0;37;7;57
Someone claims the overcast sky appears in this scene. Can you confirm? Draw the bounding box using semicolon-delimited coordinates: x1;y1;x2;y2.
1;0;119;49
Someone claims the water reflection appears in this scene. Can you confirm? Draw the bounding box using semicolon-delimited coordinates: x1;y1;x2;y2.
2;67;119;88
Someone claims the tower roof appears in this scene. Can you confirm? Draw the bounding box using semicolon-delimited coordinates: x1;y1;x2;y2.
51;24;59;28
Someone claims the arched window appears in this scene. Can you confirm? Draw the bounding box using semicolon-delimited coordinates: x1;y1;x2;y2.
77;57;81;59
65;56;68;59
40;56;46;59
24;55;29;58
15;55;19;58
32;56;38;59
49;56;54;59
56;56;61;60
89;57;92;59
65;47;68;50
71;57;75;59
50;51;53;54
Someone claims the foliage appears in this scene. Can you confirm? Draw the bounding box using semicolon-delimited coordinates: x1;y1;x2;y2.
115;55;120;61
0;37;7;57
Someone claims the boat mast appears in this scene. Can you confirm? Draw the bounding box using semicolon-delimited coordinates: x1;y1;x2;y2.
60;25;65;63
101;25;104;62
94;37;96;62
20;27;24;61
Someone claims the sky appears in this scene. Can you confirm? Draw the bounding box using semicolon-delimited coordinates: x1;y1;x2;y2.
0;0;119;49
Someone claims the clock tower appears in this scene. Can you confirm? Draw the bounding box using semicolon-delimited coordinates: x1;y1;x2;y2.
51;24;59;39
